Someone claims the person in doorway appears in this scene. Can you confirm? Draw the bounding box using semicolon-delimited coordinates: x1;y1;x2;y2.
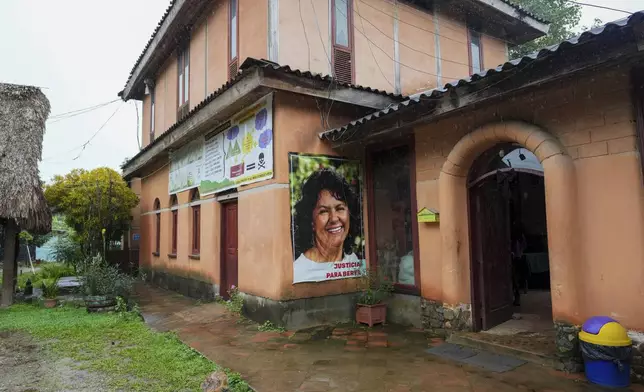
293;169;363;283
511;226;528;306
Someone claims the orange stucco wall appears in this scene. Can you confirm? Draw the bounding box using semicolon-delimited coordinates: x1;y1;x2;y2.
137;91;370;300
413;65;644;329
239;0;268;63
206;0;229;94
189;16;208;108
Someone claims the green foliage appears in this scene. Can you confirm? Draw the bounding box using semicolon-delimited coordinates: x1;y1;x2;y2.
17;263;76;290
257;320;285;333
44;167;139;256
510;0;582;58
357;268;394;305
224;286;244;316
41;278;59;299
51;234;84;270
81;255;134;299
0;305;252;392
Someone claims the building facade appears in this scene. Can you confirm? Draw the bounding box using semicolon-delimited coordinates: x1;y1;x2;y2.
119;1;644;380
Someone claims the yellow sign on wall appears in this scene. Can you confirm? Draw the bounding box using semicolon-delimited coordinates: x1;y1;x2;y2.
417;208;439;223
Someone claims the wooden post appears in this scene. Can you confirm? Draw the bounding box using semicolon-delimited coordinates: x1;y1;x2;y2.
1;220;18;307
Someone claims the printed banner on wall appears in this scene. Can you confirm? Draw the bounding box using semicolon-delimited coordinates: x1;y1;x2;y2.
289;153;365;284
200;94;274;195
168;138;204;194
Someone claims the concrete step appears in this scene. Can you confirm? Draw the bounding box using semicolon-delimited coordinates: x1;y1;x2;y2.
447;332;575;372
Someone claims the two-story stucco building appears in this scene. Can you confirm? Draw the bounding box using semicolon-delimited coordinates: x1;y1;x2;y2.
120;0;644;379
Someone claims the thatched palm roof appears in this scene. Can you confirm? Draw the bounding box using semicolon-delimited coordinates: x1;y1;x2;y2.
0;83;52;234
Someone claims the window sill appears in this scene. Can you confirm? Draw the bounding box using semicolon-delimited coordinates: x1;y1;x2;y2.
152;252;160;257
168;253;177;259
188;254;200;260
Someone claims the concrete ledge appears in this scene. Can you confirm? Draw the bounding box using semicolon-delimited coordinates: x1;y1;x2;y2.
142;268;219;302
386;293;422;328
241;292;360;330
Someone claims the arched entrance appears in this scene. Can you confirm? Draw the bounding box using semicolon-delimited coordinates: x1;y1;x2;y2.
438;122;580;330
468;143;549;331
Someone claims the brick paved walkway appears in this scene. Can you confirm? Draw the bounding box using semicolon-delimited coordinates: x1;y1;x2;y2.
135;284;637;392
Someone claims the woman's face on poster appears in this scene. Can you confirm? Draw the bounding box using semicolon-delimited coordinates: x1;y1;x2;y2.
312;189;350;251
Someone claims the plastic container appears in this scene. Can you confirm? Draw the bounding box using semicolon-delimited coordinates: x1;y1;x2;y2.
579;316;632;388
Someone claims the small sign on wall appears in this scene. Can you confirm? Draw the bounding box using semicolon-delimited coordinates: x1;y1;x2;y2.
132;233;140;241
417;208;439;223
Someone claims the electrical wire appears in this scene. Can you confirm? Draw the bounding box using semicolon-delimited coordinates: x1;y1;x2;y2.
42;102;124;162
564;0;633;14
355;0;396;90
48;99;120;121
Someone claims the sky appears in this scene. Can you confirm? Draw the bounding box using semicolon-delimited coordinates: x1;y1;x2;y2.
0;0;643;183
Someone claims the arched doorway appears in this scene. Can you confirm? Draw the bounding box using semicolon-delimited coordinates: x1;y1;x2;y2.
468;143;551;332
438;122;580;331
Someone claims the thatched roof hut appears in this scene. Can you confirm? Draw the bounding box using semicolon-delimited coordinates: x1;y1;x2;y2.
0;83;52;233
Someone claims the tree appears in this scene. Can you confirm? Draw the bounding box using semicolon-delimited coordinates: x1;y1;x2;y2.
510;0;582;58
44;167;139;257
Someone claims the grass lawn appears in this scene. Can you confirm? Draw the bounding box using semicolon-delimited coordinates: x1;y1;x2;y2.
0;305;251;392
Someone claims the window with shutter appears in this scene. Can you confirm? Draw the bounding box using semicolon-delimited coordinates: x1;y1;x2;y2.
228;0;239;81
332;0;353;84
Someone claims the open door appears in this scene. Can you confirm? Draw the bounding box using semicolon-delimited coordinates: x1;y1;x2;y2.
221;201;238;299
470;173;514;330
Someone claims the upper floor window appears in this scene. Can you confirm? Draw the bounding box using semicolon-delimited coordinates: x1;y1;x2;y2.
170;195;178;255
468;29;483;74
178;45;190;118
332;0;353;84
228;0;239;80
150;87;156;142
190;189;201;255
153;198;161;255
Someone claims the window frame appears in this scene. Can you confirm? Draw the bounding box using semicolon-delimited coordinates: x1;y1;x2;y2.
150;87;156;143
365;137;421;295
331;0;355;84
468;28;484;75
190;190;201;255
228;0;240;80
153;199;161;256
170;195;178;257
177;45;190;119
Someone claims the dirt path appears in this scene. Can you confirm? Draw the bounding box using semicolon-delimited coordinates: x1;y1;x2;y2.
0;331;108;392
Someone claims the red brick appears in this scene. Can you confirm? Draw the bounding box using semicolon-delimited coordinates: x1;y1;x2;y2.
344;345;366;352
576;113;605;131
367;331;388;338
577;142;608;159
366;340;388;348
282;343;298;349
590;122;635;142
346;339;361;346
331;328;350;336
281;331;295;338
608;136;638;154
558;131;590;147
604;105;634;124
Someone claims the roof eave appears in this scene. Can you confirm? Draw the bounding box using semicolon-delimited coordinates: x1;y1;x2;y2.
469;0;550;44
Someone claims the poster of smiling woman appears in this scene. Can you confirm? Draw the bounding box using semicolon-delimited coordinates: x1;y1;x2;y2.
289;153;365;284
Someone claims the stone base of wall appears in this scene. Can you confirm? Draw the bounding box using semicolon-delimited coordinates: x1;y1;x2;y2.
241;292;359;330
421;299;472;336
629;332;644;383
554;321;583;372
385;294;422;328
143;268;219;301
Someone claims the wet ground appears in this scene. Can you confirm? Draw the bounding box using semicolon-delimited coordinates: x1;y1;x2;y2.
136;284;643;392
0;331;108;392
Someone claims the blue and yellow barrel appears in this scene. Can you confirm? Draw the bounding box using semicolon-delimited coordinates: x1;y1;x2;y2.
579;316;632;388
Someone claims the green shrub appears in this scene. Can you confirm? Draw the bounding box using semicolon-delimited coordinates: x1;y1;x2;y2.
80;255;134;299
41;278;59;299
17;262;76;290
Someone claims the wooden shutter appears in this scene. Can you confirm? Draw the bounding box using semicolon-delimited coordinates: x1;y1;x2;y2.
333;48;352;84
229;59;239;80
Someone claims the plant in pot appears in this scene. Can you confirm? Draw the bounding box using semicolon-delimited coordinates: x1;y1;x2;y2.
41;278;59;308
81;255;134;313
356;268;394;327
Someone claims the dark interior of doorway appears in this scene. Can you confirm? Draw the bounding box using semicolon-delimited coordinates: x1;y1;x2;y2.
468;142;552;336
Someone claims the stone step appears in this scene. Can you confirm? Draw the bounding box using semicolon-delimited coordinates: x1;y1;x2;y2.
447;332;579;372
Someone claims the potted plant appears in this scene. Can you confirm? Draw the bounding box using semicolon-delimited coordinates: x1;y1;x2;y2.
81;255;134;313
355;268;394;327
41;278;59;308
